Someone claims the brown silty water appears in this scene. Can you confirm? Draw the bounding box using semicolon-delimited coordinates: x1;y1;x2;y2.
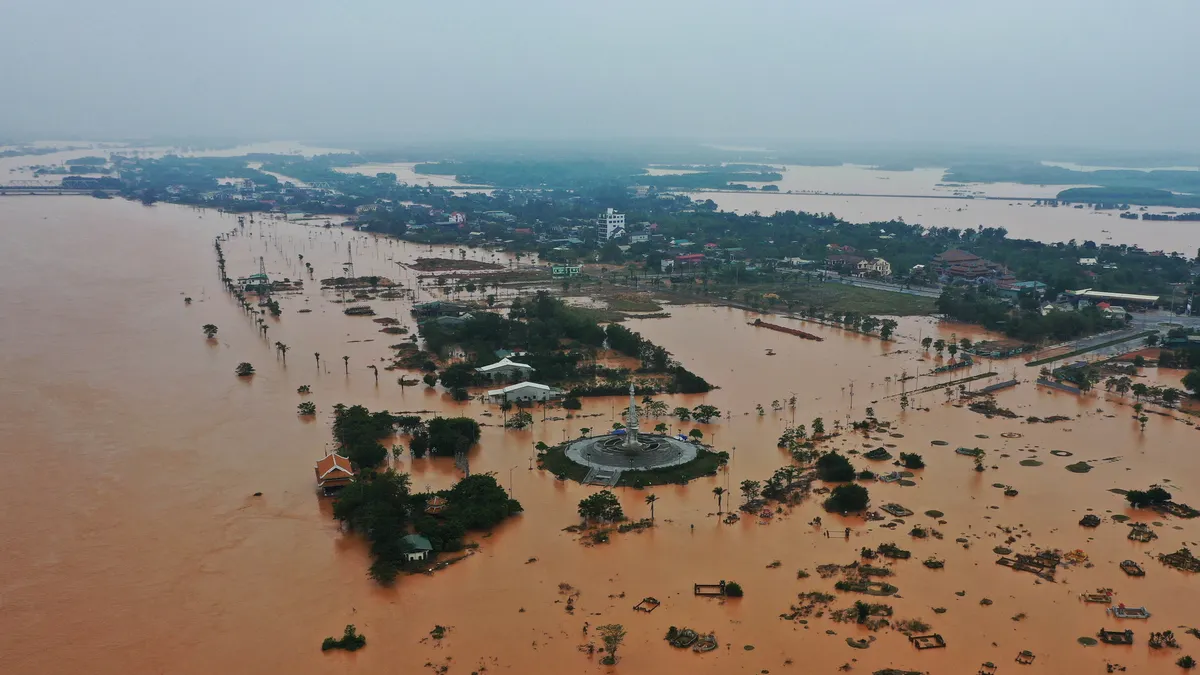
0;196;1197;674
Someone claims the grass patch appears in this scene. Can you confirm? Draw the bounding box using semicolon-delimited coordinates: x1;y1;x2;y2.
788;283;936;315
693;281;937;315
924;510;944;518
1065;462;1093;474
1078;636;1098;646
1111;514;1130;522
1019;459;1044;467
607;296;664;312
619;450;724;487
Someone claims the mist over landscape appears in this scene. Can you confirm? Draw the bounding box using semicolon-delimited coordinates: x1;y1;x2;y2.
3;0;1200;157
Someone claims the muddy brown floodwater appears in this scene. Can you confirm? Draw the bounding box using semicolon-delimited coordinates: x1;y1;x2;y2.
1;196;1198;675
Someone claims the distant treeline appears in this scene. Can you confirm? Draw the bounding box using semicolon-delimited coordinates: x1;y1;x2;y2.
1141;212;1200;222
1056;187;1200;208
945;162;1200;205
652;163;780;172
412;159;780;190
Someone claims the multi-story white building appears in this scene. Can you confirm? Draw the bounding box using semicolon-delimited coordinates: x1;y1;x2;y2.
856;257;893;278
598;208;625;240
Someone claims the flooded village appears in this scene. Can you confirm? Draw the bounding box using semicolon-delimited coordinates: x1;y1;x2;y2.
1;148;1200;675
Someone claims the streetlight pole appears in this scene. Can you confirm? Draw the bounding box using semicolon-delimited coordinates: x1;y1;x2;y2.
509;465;518;496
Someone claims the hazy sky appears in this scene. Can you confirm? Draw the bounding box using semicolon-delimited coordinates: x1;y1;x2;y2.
2;0;1198;149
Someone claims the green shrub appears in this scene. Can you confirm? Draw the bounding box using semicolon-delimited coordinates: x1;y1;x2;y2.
816;451;856;482
724;581;744;597
825;484;870;512
322;625;366;652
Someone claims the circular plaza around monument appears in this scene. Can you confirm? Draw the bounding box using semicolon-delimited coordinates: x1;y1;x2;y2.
565;433;699;472
541;383;720;487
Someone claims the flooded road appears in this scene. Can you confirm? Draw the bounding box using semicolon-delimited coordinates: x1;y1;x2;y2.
1;197;1198;675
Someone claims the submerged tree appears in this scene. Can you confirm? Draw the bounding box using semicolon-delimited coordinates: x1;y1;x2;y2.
645;493;658;521
235;362;255;377
597;624;627;665
202;324;219;339
578;490;624;523
740;479;761;505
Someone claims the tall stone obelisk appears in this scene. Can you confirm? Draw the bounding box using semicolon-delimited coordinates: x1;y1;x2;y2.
623;382;640;451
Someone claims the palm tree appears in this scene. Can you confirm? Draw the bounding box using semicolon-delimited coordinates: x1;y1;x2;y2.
314;352;320;370
645;494;658;521
369;364;378;384
343;355;349;374
713;487;726;514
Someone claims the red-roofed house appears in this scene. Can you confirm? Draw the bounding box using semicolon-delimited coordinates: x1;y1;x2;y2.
315;452;355;495
675;253;705;265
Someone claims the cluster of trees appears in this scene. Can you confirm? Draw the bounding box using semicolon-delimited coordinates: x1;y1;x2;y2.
603;323;711;393
1102;376;1186;406
671;404;722;423
406;416;482;458
937;287;1123;344
418;292;711;394
825;484;870;512
421;292;604;357
332;470;415;583
1126;486;1172;509
815;451;856;482
334;470;521;584
797;308;899;340
578;490;625;523
411;159;781;191
333;404;398;468
920;335;973;358
759;466;806;501
411;474;522;552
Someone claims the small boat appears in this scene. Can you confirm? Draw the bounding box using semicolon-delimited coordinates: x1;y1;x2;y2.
1120;560;1145;577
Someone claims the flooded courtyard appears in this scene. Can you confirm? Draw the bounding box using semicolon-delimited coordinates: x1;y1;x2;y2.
1;196;1198;675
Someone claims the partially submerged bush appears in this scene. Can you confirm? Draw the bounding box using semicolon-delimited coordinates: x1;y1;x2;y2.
322;625;366;652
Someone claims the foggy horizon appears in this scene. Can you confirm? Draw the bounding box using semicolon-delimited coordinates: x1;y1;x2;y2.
3;1;1199;152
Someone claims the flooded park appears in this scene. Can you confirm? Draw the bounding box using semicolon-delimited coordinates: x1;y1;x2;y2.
1;195;1198;675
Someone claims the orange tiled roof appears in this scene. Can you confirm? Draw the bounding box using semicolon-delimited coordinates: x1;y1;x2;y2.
315;453;355;480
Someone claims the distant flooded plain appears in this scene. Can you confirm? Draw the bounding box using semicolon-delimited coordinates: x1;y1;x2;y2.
1;196;1198;674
